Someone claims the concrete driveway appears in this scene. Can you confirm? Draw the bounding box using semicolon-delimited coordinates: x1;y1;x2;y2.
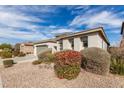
14;54;38;63
0;54;38;65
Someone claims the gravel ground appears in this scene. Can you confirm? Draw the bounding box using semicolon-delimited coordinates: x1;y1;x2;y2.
0;62;124;88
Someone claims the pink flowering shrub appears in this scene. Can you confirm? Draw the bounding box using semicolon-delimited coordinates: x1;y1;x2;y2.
55;50;81;66
54;50;82;80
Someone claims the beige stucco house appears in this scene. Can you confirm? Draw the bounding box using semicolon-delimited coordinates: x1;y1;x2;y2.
34;27;110;55
20;42;34;54
120;22;124;47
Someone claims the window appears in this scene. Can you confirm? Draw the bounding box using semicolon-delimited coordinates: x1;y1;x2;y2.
69;38;74;50
59;40;63;50
80;36;88;48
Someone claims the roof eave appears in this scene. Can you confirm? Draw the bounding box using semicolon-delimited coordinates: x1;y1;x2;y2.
34;41;56;44
57;27;110;45
34;38;57;45
100;27;110;45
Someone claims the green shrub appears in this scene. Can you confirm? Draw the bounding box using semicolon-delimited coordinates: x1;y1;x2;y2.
18;52;26;57
38;50;55;64
1;50;12;59
54;50;81;80
3;60;13;68
80;47;111;75
54;65;80;80
0;43;12;50
32;60;42;65
110;58;124;75
109;47;124;75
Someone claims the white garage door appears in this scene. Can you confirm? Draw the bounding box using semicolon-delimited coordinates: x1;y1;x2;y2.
36;45;48;55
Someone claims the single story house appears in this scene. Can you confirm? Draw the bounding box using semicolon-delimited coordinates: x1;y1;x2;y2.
120;22;124;47
34;27;110;55
20;42;34;54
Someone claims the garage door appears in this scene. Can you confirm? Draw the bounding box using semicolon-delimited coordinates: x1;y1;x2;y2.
36;45;48;55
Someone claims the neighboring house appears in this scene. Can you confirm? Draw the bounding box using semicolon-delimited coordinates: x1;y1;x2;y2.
34;27;110;55
120;22;124;48
20;42;34;54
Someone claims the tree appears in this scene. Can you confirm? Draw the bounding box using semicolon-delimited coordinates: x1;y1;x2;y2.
0;43;12;49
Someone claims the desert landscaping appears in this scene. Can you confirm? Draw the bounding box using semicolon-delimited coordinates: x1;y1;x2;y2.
0;47;124;88
0;62;124;88
0;32;124;88
0;6;124;88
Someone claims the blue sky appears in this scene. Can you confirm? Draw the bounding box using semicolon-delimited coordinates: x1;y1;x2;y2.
0;5;123;45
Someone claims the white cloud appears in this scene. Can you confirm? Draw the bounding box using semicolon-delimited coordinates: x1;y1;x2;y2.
0;6;122;44
0;27;48;40
51;28;78;34
0;6;50;43
48;25;57;29
70;11;123;28
0;11;44;29
0;6;58;14
71;6;90;15
75;6;89;10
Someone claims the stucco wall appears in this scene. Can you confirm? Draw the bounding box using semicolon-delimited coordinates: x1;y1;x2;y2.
88;33;99;48
57;32;108;52
63;39;72;50
47;43;58;53
74;37;83;51
88;33;108;50
97;34;108;50
56;41;60;51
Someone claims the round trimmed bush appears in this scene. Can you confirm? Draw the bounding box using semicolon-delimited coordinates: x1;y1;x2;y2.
54;50;82;80
38;50;55;64
80;47;110;75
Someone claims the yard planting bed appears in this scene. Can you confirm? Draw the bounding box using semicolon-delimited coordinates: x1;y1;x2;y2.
0;62;124;88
